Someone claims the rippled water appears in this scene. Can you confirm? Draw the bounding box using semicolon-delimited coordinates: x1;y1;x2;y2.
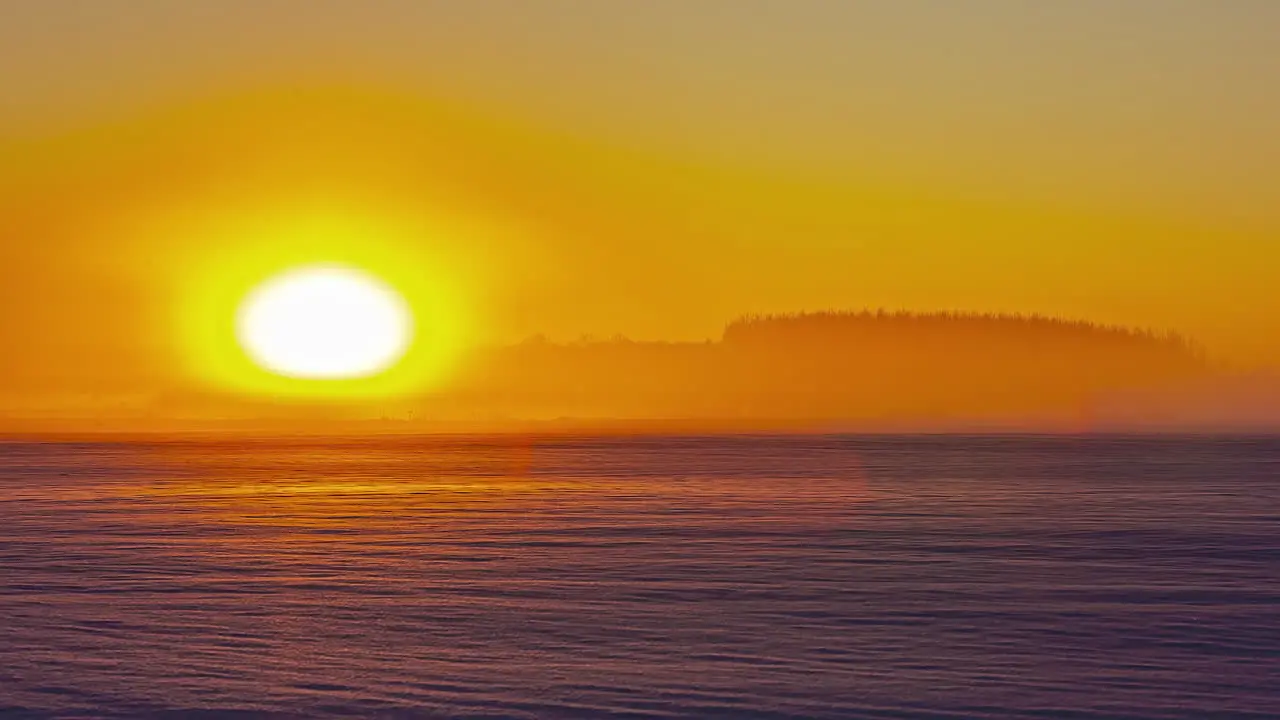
0;434;1276;719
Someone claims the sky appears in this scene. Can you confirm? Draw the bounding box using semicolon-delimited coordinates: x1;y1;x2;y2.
1;0;1278;416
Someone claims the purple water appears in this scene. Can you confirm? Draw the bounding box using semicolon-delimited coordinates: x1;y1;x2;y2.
1;434;1277;718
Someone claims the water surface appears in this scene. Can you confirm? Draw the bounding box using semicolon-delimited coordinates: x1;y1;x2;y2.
1;434;1276;718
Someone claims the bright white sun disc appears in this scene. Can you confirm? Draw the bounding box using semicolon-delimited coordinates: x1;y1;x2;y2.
236;266;413;379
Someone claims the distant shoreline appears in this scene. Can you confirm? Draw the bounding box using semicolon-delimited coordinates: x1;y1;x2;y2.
4;416;1278;443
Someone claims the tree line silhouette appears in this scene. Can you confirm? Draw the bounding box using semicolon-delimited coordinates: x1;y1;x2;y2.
441;310;1209;425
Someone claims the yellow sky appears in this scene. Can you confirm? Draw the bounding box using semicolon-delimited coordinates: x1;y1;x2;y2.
1;0;1278;411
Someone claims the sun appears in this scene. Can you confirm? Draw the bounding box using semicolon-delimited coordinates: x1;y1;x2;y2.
236;265;413;379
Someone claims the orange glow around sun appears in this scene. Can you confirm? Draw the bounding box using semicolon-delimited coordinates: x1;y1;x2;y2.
159;197;478;400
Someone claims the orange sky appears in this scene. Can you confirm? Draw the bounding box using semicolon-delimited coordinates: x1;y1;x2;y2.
1;1;1278;419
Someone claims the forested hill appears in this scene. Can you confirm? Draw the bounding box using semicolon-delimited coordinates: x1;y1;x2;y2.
445;311;1208;425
